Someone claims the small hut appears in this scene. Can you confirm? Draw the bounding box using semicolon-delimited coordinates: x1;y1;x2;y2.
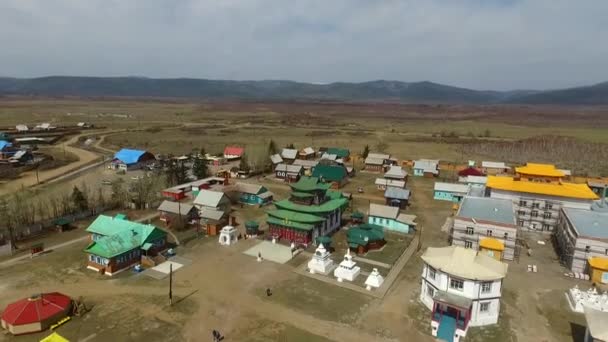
351;211;365;224
1;293;72;335
245;221;260;237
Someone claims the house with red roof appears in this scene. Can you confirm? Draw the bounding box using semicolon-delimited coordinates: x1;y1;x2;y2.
1;293;72;335
223;146;245;160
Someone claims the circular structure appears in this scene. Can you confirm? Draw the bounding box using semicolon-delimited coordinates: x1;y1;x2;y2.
1;292;72;335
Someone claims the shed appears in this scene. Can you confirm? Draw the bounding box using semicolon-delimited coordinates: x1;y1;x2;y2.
384;187;411;209
1;293;72;335
347;224;386;254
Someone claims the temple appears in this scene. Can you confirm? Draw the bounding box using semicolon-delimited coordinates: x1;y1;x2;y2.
266;176;349;246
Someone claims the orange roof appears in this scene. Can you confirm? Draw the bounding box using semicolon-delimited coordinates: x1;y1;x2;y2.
479;238;505;251
487;176;598;200
515;163;564;177
588;256;608;271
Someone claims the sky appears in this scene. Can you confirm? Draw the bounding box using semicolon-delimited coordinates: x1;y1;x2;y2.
1;0;607;90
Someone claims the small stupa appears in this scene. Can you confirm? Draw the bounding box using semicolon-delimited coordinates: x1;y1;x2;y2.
333;249;360;282
365;268;384;290
308;243;334;275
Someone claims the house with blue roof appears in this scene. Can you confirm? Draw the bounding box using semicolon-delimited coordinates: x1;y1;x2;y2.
84;214;167;276
0;140;16;159
111;148;155;171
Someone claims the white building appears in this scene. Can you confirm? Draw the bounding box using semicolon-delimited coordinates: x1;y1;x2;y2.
452;196;519;261
555;208;608;275
420;246;508;341
365;268;384;291
308;243;334;275
334;249;360;282
481;161;510;175
584;305;608;342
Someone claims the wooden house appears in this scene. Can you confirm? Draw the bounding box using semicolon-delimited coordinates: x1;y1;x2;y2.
235;182;274;205
275;163;304;182
111;148;155;171
481;161;510;175
368;203;416;234
281;148;298;164
158;200;198;228
384;187;410;209
365;153;390;172
298;147;316;160
434;182;470;202
84;214;167;276
413;159;439;177
193;189;233;235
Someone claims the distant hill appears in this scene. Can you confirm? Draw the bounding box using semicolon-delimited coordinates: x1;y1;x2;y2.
0;76;606;105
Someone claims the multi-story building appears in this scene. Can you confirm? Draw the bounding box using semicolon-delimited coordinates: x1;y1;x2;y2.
555;208;608;280
420;246;508;342
486;163;598;232
451;196;518;261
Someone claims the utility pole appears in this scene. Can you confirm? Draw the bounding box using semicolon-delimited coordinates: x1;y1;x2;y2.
35;165;40;185
169;263;173;306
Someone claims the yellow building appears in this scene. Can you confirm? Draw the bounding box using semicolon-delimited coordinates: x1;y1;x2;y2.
588;256;608;284
479;238;505;261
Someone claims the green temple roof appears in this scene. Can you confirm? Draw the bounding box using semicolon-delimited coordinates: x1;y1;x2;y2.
267;209;326;223
347;223;385;247
291;191;315;198
267;217;314;231
290;176;331;192
274;197;348;214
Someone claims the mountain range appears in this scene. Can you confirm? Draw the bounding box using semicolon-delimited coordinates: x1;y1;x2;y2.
0;76;606;105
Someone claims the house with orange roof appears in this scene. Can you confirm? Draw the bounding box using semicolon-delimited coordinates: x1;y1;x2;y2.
486;163;598;231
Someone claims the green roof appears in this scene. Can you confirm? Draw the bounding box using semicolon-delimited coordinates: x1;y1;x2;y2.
351;211;364;219
347;224;385;247
326;190;343;200
267;217;314;231
84;215;166;258
290;177;331;192
312;165;347;182
274;197;348;214
142;242;153;251
316;236;332;244
53;218;71;226
115;213;127;220
267;209;326;223
245;220;259;229
291;191;315;198
326;148;350;158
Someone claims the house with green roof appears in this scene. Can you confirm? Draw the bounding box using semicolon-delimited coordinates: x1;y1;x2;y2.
347;224;386;254
312;164;348;189
266;176;349;246
326;148;350;161
84;214;167;276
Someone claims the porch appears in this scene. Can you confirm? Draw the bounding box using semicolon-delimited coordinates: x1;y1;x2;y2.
432;291;472;342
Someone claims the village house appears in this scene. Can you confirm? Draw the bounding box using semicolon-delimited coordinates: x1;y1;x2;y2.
266;176;349;246
451;196;519;261
420;246;508;342
481;161;510;175
368;203;416;234
434;182;470;202
34;123;55;131
298;147;316;160
554;208;608;282
193;189;234;235
223;146;245;160
275;163;304;182
292;159;319;175
384;165;408;182
235;182;274;206
375;178;406;190
458;166;485;179
458;175;488;187
84;215;167;276
486;163;598;231
15;124;28;132
325;147;350;162
281;148;298;164
365;152;390;172
385;187;411;209
269;153;283;168
347;223;386;254
161;177;226;201
0;141;17;159
413;159;439;177
158;200;198;228
312;164;348;189
111;148;155;171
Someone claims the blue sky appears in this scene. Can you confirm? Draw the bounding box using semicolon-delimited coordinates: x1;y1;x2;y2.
1;0;607;90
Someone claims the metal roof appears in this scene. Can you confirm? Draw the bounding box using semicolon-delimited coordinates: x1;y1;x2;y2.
113;148;148;165
223;146;244;156
199;208;226;221
293;159;318;168
367;152;390;159
414;160;439;173
422;246;508;281
434;182;470;194
158;200;195;215
375;178;406;188
384;187;410;200
433;290;473;309
482;161;509;169
193;189;228;208
365;157;385;165
300;147;315;155
563;208;608;239
281;148;298;159
235;182;265;195
369;203;399;219
321;153;338;161
397;213;417;225
275;163;303;173
457;196;516;226
384;166;408;179
312;164;347;182
459;175;488;185
270;154;283;164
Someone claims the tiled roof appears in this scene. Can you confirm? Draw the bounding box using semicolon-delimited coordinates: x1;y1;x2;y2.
274;197;348;214
267;209;326;223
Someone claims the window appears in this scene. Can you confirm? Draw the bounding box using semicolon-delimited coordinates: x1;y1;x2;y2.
543;212;552;219
542;224;551;230
89;255;95;262
586;246;591;253
428;266;437;280
545;203;553;210
450;278;464;291
481;282;492;293
605;249;608;256
518;210;525;216
466;227;474;235
486;229;493;237
531;210;538;218
427;285;435;298
503;232;509;239
532;203;540;209
480;302;490;312
519;200;527;207
518;220;524;227
464;241;473;249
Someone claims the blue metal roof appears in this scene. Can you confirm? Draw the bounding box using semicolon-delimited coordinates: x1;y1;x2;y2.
0;140;12;150
563;208;608;239
114;148;147;165
457;196;515;225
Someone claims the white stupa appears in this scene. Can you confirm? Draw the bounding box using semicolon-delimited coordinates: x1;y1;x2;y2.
365;268;384;291
308;243;334;275
218;226;238;246
334;249;360;282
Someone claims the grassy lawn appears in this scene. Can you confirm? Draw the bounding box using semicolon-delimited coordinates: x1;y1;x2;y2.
259;275;372;324
363;233;413;265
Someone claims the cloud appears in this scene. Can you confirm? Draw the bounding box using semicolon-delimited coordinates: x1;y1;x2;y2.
0;0;606;90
